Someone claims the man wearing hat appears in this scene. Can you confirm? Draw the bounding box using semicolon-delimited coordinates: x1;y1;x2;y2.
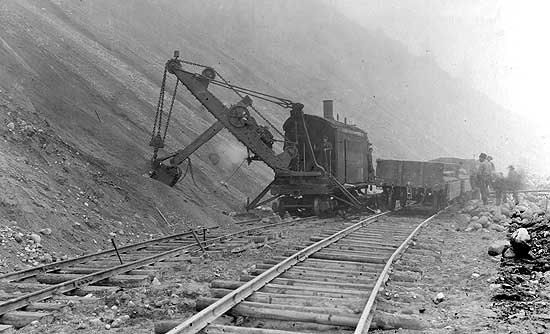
477;153;491;205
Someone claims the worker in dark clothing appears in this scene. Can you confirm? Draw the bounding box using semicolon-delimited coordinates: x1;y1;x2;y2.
320;136;333;174
493;172;506;205
507;165;521;205
477;153;491;205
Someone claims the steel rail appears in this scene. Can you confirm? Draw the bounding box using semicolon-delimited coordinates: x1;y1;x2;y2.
165;211;390;334
353;211;441;333
0;217;312;316
0;217;271;282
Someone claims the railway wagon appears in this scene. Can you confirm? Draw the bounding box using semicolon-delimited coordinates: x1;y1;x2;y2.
430;157;475;198
272;100;376;216
375;159;464;210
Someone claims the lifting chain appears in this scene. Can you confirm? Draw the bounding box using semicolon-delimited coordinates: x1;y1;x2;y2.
150;64;179;161
150;66;168;150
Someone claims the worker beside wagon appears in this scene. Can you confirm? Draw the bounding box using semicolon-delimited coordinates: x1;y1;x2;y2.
507;165;521;205
493;172;506;205
477;153;491;205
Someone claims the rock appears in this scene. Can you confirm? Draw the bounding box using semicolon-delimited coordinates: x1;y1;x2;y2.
7;122;14;130
489;224;506;232
108;232;116;238
29;233;41;244
520;210;533;219
471;216;480;221
76;321;88;329
39;253;53;263
39;228;52;235
111;315;130;328
468;222;482;231
31;320;39;326
105;323;111;330
511;228;531;257
488;240;510;256
455;214;471;230
512;228;530;242
151;277;161;286
503;247;516;258
519;219;534;227
433;292;445;304
471;273;480;278
478;216;490;228
13;233;23;243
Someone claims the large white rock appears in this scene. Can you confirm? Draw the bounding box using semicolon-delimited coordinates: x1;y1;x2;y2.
512;228;530;243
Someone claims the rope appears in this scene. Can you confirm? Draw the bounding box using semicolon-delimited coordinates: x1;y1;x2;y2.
173;58;290;141
177;158;210;194
225;159;247;183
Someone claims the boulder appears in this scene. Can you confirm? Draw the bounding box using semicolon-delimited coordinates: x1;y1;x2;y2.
520;210;533;219
488;240;510;256
455;214;471;230
520;219;535;227
489;224;506;232
433;292;445;304
510;228;531;257
29;233;41;244
39;228;52;235
468;222;482;231
503;247;516;258
478;216;490;228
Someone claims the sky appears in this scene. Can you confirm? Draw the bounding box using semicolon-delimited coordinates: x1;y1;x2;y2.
332;0;550;138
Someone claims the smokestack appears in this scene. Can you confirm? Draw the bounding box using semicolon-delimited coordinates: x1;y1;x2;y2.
323;100;334;120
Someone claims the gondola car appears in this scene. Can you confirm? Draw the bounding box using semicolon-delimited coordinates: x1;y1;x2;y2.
375;158;472;210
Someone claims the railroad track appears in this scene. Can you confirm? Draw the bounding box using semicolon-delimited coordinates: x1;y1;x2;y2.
157;208;441;334
0;215;328;331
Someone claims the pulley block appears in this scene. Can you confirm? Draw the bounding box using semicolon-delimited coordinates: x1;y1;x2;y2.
149;133;164;149
201;67;216;80
228;105;250;128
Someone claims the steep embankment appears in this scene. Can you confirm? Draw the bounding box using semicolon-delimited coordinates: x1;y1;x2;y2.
0;0;542;267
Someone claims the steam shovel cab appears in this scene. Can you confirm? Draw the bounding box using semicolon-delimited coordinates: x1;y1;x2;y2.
272;100;376;216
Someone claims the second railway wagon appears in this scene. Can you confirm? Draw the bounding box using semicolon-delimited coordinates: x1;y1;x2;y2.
375;159;468;210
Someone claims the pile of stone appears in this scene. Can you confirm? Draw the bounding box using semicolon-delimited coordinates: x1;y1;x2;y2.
486;194;550;263
0;220;58;272
455;200;508;233
484;193;550;324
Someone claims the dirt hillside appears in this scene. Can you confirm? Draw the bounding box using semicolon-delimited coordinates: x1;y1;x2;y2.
0;0;541;268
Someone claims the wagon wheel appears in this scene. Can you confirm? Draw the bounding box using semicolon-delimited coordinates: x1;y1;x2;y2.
228;106;250;128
